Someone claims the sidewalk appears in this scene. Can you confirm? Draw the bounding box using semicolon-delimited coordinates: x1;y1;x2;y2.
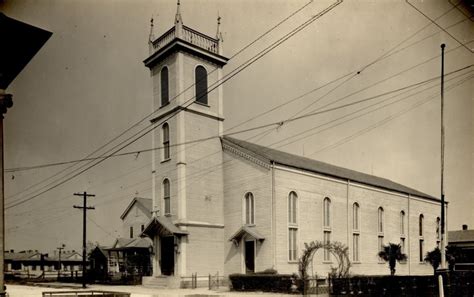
5;283;329;297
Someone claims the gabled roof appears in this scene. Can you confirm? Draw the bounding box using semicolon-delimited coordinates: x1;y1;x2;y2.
222;136;438;201
448;230;474;243
106;237;152;251
229;225;265;242
120;197;153;220
141;216;188;238
4;251;40;261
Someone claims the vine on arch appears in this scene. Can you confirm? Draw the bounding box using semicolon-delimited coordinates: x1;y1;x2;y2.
298;240;351;281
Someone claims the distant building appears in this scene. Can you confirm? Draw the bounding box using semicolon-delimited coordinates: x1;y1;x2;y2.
5;250;83;278
140;2;445;288
89;197;153;280
448;225;474;271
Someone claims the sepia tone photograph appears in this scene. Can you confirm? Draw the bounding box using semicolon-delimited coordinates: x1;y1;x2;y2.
0;0;473;296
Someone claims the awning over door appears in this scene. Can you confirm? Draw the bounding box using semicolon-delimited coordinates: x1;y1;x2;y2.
141;216;188;238
229;225;265;242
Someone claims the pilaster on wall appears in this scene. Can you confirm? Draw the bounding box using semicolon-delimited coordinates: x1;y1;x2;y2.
176;52;187;222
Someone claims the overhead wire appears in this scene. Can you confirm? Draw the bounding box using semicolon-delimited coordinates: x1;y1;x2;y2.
5;0;316;201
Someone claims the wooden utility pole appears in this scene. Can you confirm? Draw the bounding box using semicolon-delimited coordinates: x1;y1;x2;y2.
73;192;95;288
57;244;65;278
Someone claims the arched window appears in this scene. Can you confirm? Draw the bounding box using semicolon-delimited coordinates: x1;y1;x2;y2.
163;179;170;215
419;214;424;262
244;192;254;225
323;198;331;228
288;192;298;262
436;217;441;248
161;67;169;106
377;207;384;259
419;214;424;236
436;217;441;240
400;211;406;254
378;207;384;233
288;192;298;224
323;198;331;261
162;123;170;160
352;203;359;231
352;203;360;262
400;211;405;235
195;65;208;105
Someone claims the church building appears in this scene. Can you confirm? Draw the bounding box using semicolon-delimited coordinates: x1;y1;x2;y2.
141;2;445;287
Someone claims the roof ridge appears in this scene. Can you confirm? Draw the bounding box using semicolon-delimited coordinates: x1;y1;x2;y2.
222;136;437;201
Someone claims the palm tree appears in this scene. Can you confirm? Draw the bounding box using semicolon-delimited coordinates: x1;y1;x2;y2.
378;243;407;276
424;247;441;273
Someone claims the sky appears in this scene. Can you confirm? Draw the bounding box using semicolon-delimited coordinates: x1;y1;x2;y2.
1;0;473;253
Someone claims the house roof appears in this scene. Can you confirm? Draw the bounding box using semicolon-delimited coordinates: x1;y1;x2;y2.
222;136;438;201
229;225;265;242
120;197;153;220
448;230;474;243
106;237;152;251
4;251;40;261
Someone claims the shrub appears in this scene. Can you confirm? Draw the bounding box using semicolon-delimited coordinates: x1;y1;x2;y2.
229;273;294;293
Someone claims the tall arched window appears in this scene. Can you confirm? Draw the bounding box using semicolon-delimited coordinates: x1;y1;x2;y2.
162;123;170;160
352;203;359;231
419;214;424;236
323;198;331;261
352;203;360;262
163;178;170;215
436;217;441;248
323;198;331;228
400;211;406;254
161;67;169;106
288;192;298;261
288;192;298;224
419;214;424;262
195;65;208;105
377;207;384;259
244;192;254;225
378;207;384;233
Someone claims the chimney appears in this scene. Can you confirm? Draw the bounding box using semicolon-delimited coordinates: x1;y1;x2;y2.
462;224;468;230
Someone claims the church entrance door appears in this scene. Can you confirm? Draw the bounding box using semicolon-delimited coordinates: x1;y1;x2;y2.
244;240;255;273
160;236;174;275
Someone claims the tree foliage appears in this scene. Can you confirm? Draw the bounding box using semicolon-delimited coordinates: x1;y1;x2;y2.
378;243;407;276
424;247;441;273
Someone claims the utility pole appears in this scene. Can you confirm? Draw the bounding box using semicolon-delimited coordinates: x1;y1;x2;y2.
440;43;447;270
73;192;95;288
57;244;65;278
0;91;12;296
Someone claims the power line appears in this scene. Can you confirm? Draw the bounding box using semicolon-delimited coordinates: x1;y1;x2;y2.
5;0;315;201
5;1;344;210
310;73;474;155
406;0;474;53
6;64;471;175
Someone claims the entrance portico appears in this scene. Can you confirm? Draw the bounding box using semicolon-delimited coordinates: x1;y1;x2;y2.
141;216;188;278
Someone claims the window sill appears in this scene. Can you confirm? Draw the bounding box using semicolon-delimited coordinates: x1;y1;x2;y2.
244;223;256;227
322;261;333;264
164;213;172;217
194;101;210;108
352;261;361;264
160;102;170;109
161;158;171;164
288;260;298;264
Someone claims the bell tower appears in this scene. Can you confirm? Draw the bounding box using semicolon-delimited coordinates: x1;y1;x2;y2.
142;0;228;284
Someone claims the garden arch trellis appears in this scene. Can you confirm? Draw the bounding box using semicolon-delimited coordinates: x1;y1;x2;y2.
298;240;351;282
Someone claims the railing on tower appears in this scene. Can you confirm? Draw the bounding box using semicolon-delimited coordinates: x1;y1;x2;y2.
151;26;219;55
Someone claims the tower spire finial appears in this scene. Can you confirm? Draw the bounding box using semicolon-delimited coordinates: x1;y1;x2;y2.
148;15;155;43
175;0;183;25
216;12;222;41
